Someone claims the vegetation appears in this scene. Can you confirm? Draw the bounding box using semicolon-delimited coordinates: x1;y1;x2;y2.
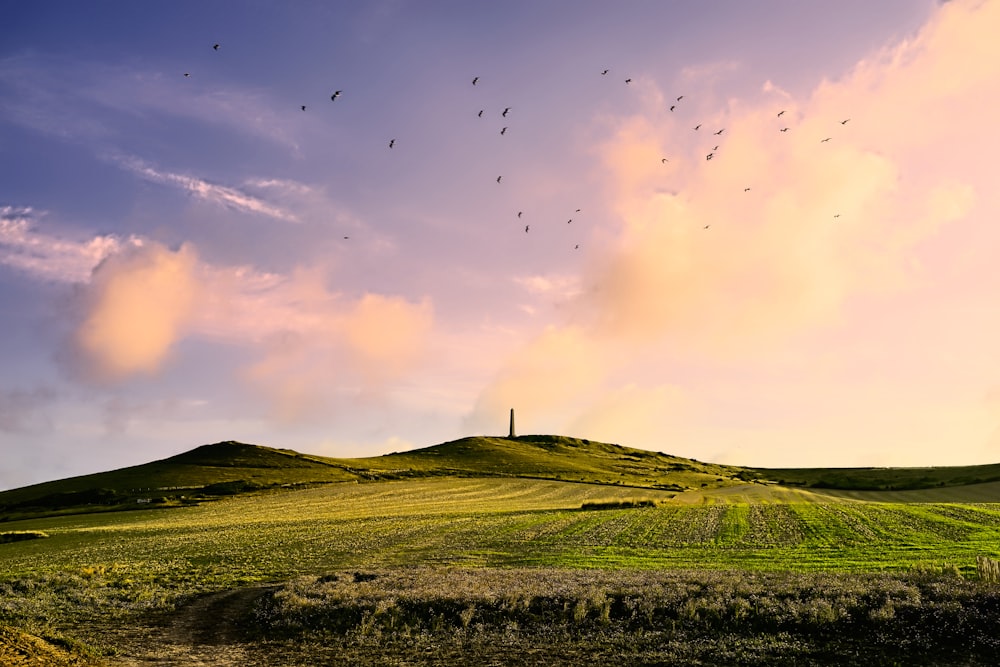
0;530;48;544
249;568;1000;666
3;436;1000;663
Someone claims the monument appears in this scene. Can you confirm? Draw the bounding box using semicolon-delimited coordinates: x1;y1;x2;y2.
509;408;516;438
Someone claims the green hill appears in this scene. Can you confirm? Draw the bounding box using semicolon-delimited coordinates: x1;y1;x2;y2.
5;434;1000;520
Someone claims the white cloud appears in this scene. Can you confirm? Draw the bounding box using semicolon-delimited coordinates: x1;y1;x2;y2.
111;155;300;222
0;206;141;283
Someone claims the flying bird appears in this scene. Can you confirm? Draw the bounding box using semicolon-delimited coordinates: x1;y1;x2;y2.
574;244;580;249
478;110;483;117
472;76;479;85
518;211;523;218
676;95;684;101
625;78;632;84
389;139;395;148
525;225;529;233
331;90;342;101
502;107;510;117
301;105;306;111
661;158;669;163
714;128;724;135
833;214;841;218
575;209;581;212
744;187;751;192
704;225;710;229
706;152;714;160
500;127;507;135
184;72;190;77
780;127;789;132
712;145;719;151
777;110;786;117
693;124;701;130
601;69;609;75
821;137;831;142
841;118;850;125
670;105;675;111
497;175;502;183
213;43;220;51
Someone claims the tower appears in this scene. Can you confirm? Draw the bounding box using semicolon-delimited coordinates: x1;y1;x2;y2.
509;408;516;438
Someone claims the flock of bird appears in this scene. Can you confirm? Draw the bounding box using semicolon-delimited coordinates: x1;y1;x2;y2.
184;46;852;250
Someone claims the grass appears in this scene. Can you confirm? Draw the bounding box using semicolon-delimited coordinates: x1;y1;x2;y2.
4;435;1000;663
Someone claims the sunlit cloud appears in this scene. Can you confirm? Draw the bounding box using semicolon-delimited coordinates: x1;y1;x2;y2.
468;0;995;460
57;237;434;418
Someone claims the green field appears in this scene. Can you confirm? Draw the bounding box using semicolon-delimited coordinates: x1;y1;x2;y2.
3;438;1000;665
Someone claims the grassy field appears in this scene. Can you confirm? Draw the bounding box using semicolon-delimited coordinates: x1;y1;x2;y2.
4;438;1000;664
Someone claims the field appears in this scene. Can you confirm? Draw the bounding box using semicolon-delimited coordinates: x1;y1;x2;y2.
4;439;1000;664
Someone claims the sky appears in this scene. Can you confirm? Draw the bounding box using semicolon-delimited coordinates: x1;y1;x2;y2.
3;0;999;489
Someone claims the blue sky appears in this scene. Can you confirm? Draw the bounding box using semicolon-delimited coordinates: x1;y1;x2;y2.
9;0;1000;489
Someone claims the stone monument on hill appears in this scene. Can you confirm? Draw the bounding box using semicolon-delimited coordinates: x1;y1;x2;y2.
509;408;516;438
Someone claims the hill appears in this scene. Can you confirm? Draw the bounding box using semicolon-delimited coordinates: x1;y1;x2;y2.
6;434;1000;520
0;436;747;519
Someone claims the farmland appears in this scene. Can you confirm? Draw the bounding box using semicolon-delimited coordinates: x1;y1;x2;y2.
3;439;1000;664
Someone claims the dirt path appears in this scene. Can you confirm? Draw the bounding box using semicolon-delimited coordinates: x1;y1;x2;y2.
108;585;278;666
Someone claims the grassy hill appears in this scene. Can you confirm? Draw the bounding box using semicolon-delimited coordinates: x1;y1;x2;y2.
6;435;1000;521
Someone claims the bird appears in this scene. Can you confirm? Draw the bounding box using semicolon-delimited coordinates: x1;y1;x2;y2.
676;95;684;101
497;176;502;183
518;211;523;218
670;105;676;112
601;69;609;75
213;43;220;51
780;127;789;132
714;128;724;135
525;225;529;233
478;110;483;117
500;127;507;135
472;76;479;85
184;72;190;77
840;118;850;125
777;110;786;117
821;137;831;142
706;152;714;160
301;105;306;111
625;78;632;84
331;91;342;101
567;219;572;224
704;225;710;229
694;124;701;130
661;158;669;163
712;145;719;151
502;107;510;117
833;214;841;218
389;139;395;148
574;244;580;249
343;236;349;240
575;209;581;212
744;187;751;192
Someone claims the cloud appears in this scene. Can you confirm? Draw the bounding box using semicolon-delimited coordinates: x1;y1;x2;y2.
69;243;199;382
0;386;56;433
0;206;140;283
111;155;300;222
467;0;994;453
56;236;434;419
0;55;302;151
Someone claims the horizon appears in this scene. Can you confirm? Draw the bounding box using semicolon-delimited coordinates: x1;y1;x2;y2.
4;0;1000;489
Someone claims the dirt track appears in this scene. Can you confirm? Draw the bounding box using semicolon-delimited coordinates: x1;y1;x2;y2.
109;586;277;667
